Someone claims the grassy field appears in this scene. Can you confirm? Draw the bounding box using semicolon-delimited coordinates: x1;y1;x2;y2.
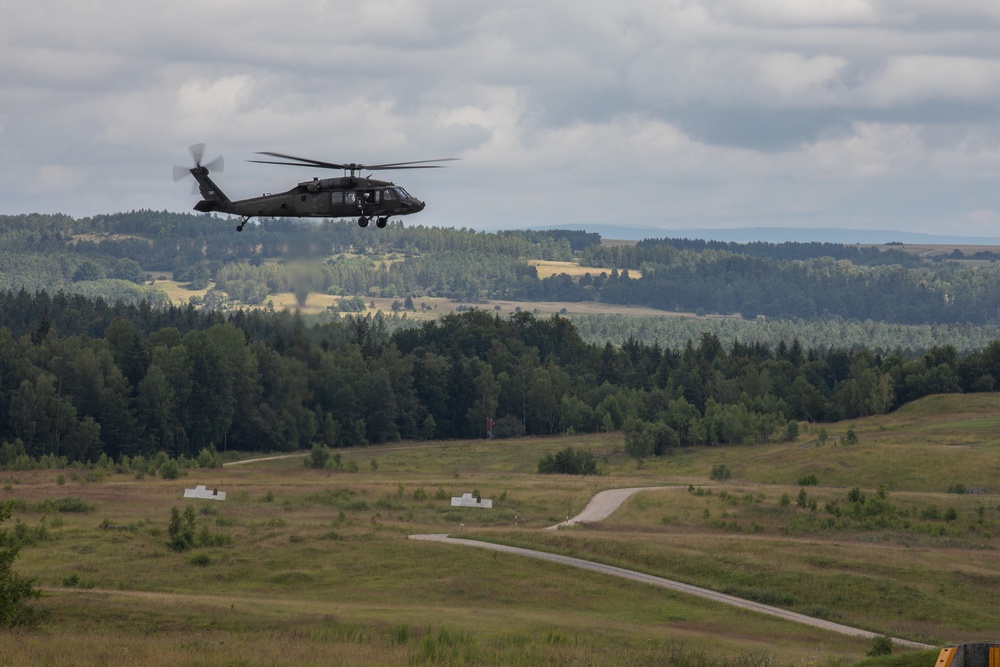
152;276;692;320
529;259;644;280
3;395;998;664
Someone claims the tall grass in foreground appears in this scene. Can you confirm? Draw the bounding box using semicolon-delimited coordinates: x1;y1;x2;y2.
0;625;822;667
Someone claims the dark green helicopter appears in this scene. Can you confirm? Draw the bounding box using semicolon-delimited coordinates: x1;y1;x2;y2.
174;144;456;232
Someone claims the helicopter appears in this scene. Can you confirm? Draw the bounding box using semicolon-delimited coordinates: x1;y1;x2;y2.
174;144;456;232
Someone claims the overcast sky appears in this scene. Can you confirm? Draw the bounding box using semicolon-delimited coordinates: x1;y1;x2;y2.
2;1;1000;237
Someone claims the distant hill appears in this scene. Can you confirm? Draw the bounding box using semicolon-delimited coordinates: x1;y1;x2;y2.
524;223;1000;246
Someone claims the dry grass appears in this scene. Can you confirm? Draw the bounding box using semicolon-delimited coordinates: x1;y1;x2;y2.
6;395;998;663
1;450;869;665
529;259;644;280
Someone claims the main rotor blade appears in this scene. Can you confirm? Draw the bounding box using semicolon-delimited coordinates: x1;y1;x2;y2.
365;158;461;170
251;152;347;170
250;152;460;172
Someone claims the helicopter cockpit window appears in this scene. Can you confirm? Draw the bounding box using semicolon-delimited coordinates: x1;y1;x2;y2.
395;187;411;199
382;188;397;201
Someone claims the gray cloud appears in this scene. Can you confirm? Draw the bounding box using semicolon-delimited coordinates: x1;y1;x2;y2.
1;0;999;235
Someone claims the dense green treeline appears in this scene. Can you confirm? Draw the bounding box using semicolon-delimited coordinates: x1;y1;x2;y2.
583;237;923;267
570;314;1000;356
580;243;1000;324
1;290;999;466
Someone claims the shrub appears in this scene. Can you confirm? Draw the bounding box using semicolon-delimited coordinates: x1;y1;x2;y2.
867;636;893;657
920;505;941;521
189;553;211;566
158;460;181;480
307;444;331;470
167;506;196;552
0;505;40;627
51;497;95;514
784;420;799;441
796;489;809;508
797;474;818;486
709;464;732;481
196;445;222;468
537;447;598;475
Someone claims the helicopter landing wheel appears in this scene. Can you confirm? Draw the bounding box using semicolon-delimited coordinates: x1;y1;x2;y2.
358;216;369;228
376;217;388;228
236;223;244;232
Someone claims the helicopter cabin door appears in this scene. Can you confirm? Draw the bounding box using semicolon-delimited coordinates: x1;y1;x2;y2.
296;190;325;216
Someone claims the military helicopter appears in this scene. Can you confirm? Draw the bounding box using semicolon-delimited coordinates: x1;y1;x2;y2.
174;144;456;232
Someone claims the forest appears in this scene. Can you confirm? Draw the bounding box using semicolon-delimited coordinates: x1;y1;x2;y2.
0;289;998;465
5;211;1000;327
1;210;1000;465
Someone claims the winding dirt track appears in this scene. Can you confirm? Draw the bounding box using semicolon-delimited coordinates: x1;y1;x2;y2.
410;487;933;651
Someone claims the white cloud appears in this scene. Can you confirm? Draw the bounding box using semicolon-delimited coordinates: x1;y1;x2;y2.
805;122;923;177
859;55;1000;106
704;0;878;26
753;52;848;102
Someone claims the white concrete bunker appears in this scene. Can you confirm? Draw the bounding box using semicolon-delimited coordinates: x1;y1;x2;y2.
184;485;226;501
451;492;492;509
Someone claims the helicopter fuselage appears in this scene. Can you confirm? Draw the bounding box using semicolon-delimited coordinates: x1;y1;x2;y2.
192;170;425;230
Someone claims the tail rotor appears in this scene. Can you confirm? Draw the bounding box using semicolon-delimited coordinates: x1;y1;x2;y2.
173;143;224;184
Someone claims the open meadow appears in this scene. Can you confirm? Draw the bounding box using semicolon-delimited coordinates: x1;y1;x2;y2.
152;276;694;320
3;394;999;665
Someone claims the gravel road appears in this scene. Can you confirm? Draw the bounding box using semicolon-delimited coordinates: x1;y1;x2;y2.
410;486;933;651
546;486;672;529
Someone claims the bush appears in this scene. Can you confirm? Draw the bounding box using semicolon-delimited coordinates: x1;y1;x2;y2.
709;464;732;481
0;505;40;627
196;445;222;468
189;553;211;566
867;635;893;657
307;444;331;470
167;506;196;552
158;459;181;480
784;420;799;441
538;447;598;475
797;474;818;486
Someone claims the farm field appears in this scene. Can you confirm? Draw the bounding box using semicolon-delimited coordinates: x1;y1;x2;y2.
152;277;700;320
528;259;644;280
3;395;998;664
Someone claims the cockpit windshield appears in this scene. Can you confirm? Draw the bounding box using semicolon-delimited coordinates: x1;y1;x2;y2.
394;187;411;199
